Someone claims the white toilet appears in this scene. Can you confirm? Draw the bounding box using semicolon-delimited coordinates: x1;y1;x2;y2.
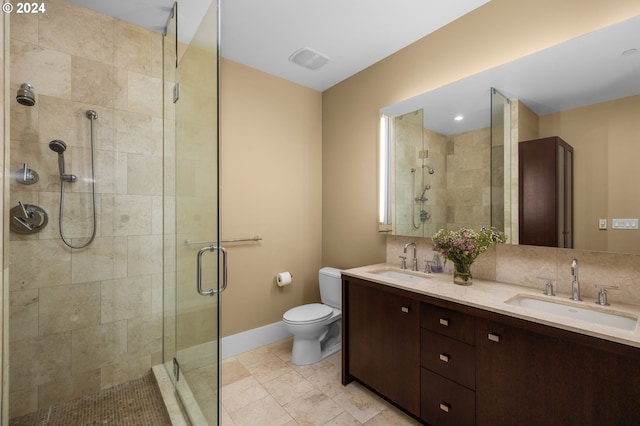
282;267;342;365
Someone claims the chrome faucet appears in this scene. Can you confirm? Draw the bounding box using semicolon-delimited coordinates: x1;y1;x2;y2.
404;242;418;271
570;258;582;301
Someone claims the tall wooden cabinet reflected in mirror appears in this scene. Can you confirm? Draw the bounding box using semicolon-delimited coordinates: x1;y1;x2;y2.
519;136;574;247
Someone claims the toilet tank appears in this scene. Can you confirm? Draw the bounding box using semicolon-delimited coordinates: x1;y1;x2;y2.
319;267;342;309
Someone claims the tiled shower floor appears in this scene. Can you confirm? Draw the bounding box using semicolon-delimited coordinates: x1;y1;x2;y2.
10;338;422;425
8;372;171;425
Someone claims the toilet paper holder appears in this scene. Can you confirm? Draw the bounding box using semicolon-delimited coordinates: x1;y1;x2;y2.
276;272;293;287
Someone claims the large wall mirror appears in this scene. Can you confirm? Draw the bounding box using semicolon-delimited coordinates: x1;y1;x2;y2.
379;14;640;255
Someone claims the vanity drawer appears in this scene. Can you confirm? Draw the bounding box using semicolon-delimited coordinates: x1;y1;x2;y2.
421;368;475;426
421;329;475;390
421;303;475;344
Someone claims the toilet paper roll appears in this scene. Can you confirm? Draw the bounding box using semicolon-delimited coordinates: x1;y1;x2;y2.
276;272;292;287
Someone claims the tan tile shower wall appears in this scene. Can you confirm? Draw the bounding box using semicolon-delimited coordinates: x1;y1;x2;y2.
446;128;491;230
394;124;491;238
423;128;447;236
393;112;424;236
8;0;163;417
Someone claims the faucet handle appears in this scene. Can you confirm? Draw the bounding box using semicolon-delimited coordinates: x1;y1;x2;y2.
424;260;433;273
537;276;556;296
399;255;407;270
594;284;619;306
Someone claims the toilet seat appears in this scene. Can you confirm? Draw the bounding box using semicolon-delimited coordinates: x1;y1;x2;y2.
283;303;333;325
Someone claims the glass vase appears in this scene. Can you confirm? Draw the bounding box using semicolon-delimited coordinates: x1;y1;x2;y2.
453;262;473;286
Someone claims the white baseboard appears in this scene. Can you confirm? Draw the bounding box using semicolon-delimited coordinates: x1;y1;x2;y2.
221;321;291;359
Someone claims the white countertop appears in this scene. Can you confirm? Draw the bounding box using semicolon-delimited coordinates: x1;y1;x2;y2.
343;263;640;349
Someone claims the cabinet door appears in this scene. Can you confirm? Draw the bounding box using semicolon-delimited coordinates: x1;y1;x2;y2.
476;318;640;425
346;279;420;416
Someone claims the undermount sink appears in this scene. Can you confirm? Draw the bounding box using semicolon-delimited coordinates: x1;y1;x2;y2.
506;295;637;331
371;269;431;283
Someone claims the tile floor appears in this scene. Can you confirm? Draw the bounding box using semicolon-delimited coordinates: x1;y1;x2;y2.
218;338;422;426
8;373;171;425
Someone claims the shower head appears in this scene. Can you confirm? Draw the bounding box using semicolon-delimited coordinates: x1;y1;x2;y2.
49;140;77;182
16;83;36;106
49;140;67;154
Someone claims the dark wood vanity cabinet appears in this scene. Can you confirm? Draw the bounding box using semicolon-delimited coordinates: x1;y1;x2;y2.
343;275;640;426
519;136;574;248
342;276;421;416
476;317;640;426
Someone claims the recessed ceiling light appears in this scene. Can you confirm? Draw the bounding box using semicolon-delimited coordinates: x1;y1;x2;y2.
454;115;464;121
289;47;330;70
622;48;638;56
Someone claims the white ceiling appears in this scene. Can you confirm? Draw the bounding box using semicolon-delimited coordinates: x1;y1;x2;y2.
68;1;639;134
219;0;489;91
70;0;489;91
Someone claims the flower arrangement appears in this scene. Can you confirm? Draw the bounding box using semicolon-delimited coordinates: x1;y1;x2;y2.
431;227;507;285
432;227;507;264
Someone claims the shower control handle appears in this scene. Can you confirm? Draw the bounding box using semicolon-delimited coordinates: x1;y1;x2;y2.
196;244;228;296
18;200;30;218
16;163;39;185
10;202;48;234
14;216;33;231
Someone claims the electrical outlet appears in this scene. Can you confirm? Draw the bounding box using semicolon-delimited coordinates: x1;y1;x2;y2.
598;219;607;229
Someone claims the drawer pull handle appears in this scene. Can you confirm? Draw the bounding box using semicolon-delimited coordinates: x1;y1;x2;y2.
439;402;450;413
488;333;501;342
401;306;409;313
439;353;450;363
439;318;449;326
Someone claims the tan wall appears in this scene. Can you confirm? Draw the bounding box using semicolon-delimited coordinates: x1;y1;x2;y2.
322;0;640;269
539;94;640;253
7;0;163;417
516;101;540;142
220;59;323;337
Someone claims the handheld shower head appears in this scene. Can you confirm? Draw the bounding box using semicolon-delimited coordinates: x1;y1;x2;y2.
49;140;77;182
49;139;67;154
16;83;36;106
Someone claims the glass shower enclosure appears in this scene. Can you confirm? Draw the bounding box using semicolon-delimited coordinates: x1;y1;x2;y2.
163;2;222;423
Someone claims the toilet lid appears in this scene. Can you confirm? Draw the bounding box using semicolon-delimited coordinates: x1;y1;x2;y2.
283;303;333;324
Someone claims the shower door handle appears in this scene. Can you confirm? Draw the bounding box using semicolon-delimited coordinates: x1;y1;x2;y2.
196;245;228;296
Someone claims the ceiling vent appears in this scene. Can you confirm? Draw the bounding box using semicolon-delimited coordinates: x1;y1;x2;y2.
288;47;329;70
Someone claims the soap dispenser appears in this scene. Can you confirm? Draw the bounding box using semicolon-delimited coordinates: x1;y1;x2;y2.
431;254;443;273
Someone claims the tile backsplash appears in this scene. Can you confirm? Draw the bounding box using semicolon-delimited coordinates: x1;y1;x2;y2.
387;235;640;306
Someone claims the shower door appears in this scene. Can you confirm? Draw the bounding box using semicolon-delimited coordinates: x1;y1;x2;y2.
163;2;221;424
